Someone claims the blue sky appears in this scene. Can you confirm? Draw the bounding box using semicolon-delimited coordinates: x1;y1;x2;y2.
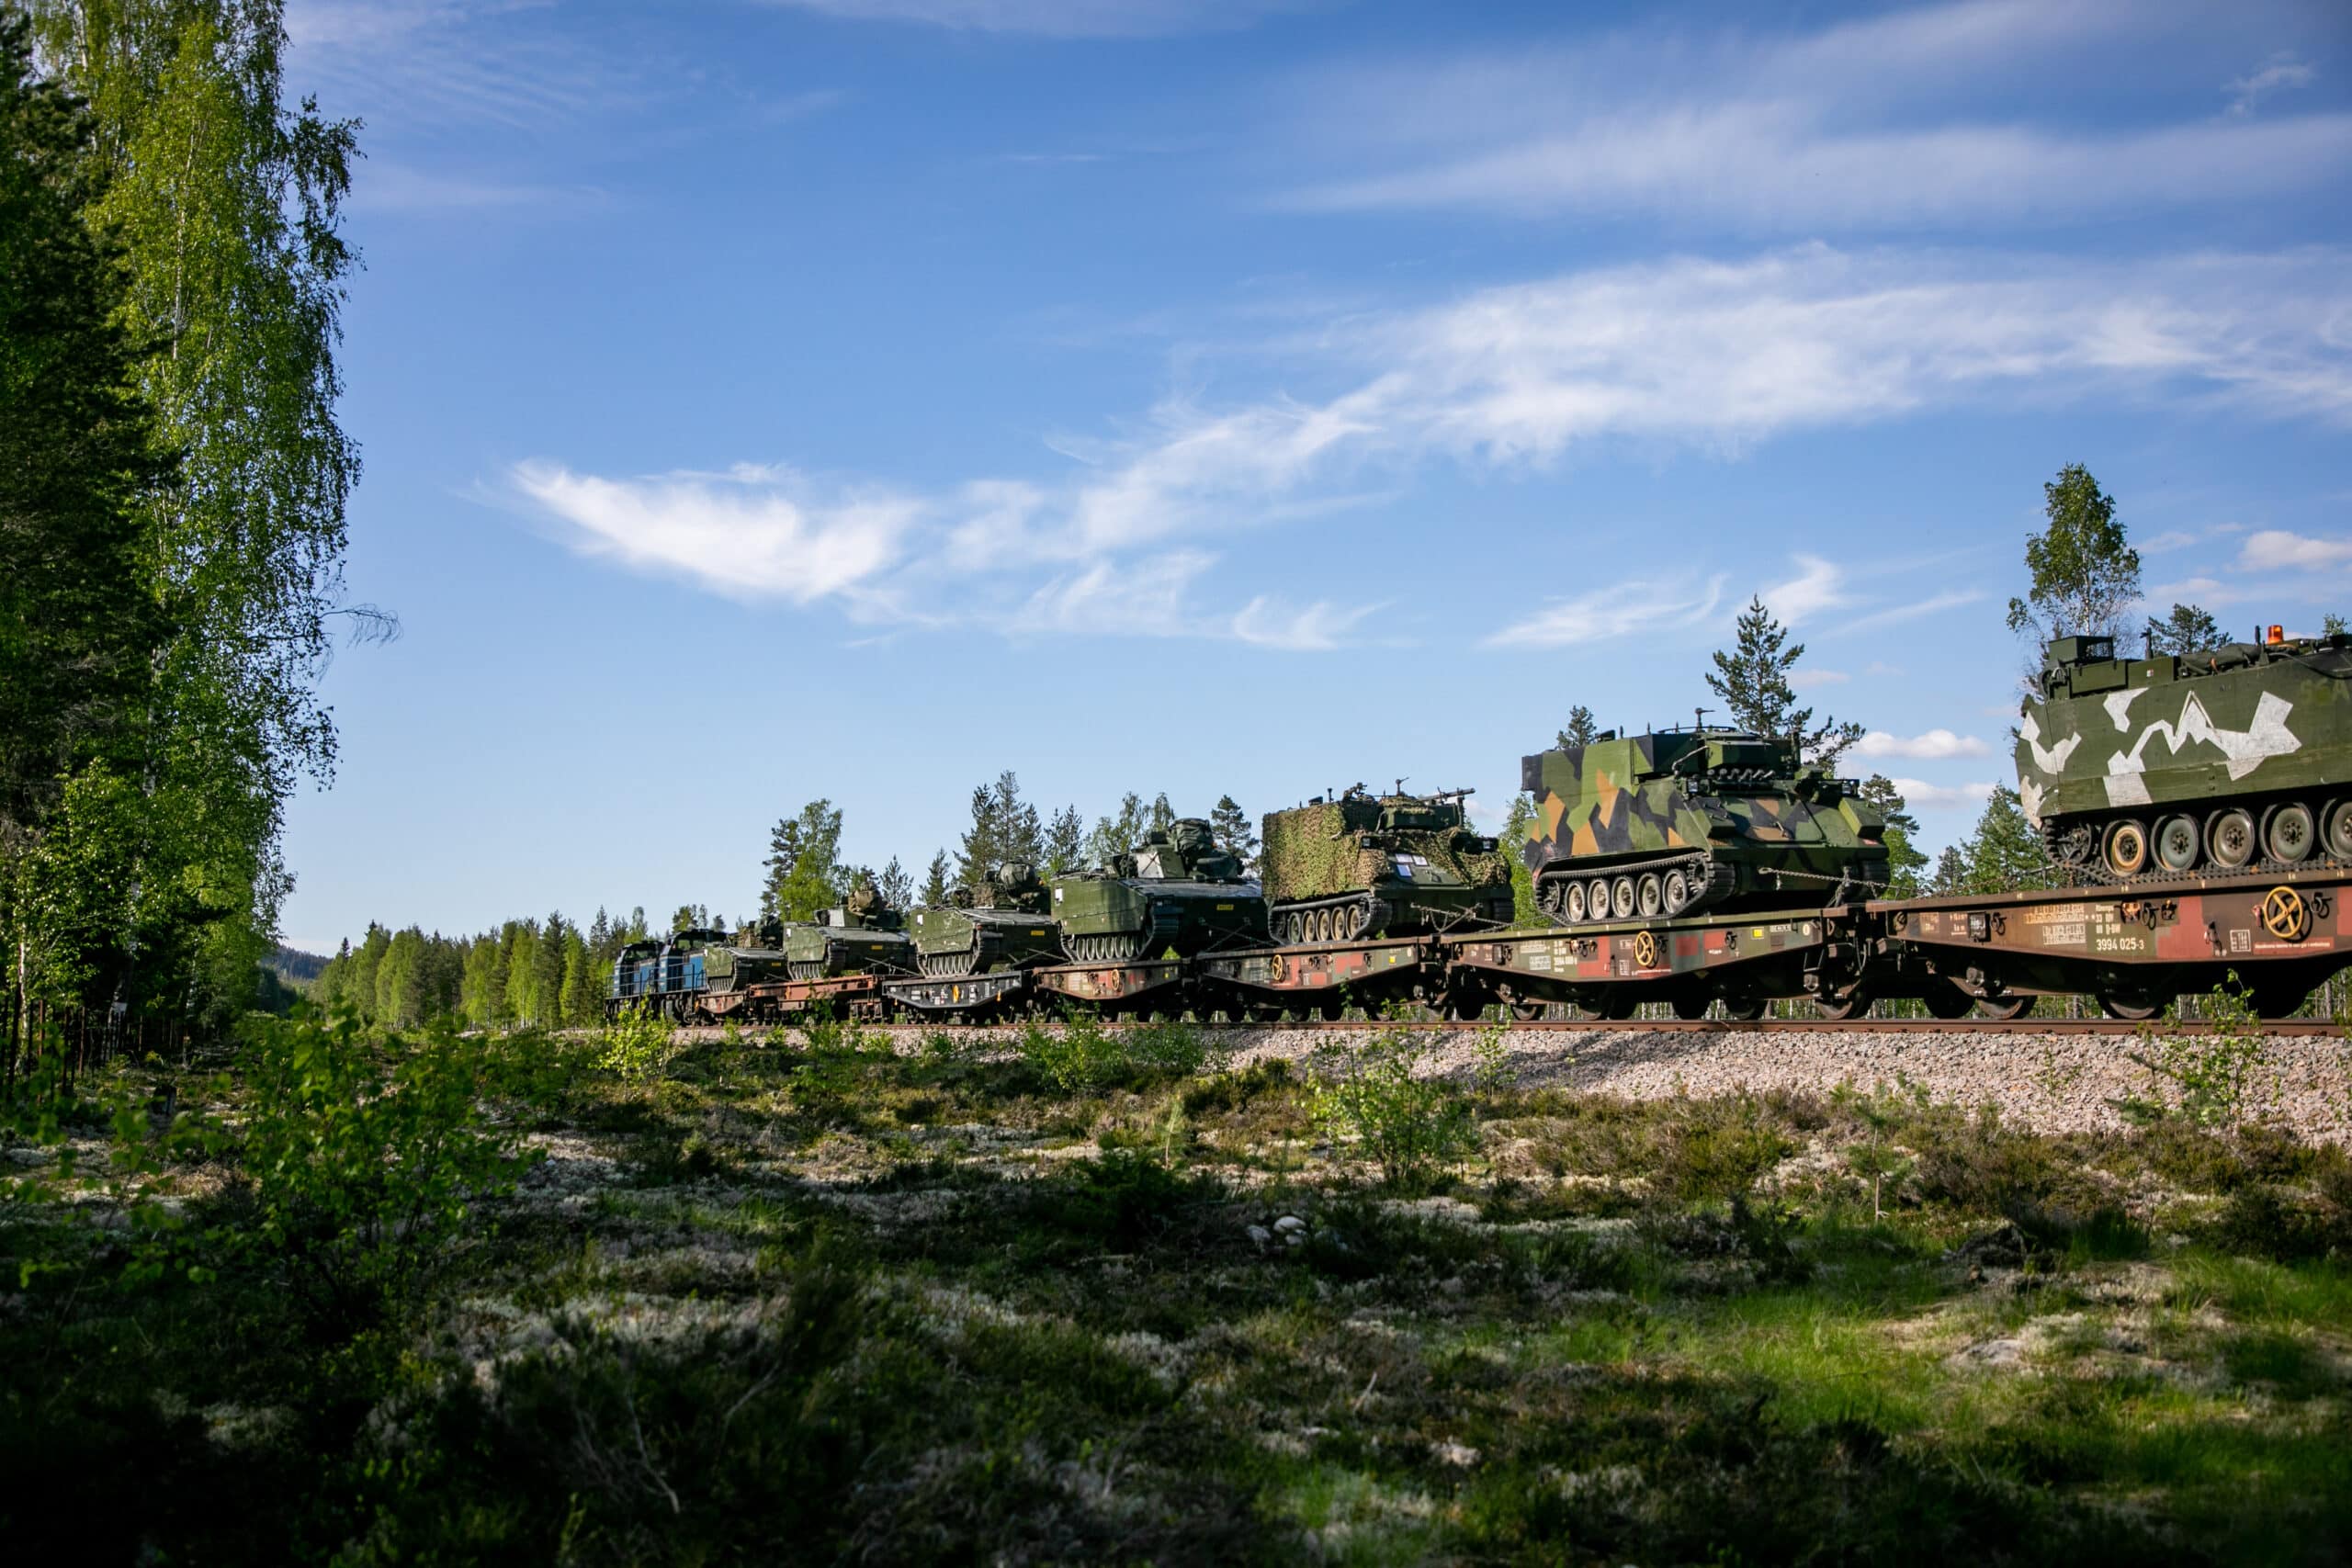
274;0;2352;951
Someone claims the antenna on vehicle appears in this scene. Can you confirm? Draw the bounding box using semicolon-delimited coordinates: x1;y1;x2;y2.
1694;706;1711;732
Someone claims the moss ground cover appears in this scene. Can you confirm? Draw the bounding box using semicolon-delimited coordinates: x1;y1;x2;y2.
4;1012;2350;1563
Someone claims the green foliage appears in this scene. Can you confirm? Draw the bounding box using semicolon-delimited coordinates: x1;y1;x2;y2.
2007;462;2141;642
2148;601;2224;657
1704;594;1862;767
1658;1092;1792;1207
957;770;1043;891
918;847;952;907
222;1009;535;1335
596;1001;680;1082
1015;1014;1216;1094
762;798;843;923
1555;703;1600;749
2126;975;2273;1128
1960;784;2054;893
1859;773;1928;897
1207;793;1258;873
1307;1023;1476;1189
1499;791;1539;921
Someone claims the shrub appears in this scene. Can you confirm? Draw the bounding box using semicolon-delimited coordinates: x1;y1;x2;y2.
2126;975;2272;1128
597;1003;681;1082
1016;1014;1214;1094
1307;1025;1476;1190
225;1009;537;1337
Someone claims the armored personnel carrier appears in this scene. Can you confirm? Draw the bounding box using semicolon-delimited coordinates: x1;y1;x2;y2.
910;861;1063;976
700;935;793;998
778;881;914;980
2015;629;2352;879
1051;818;1267;962
1522;728;1891;925
1261;784;1512;942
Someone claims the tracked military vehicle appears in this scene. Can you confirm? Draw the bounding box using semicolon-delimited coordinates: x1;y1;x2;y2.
1261;784;1512;942
1051;818;1267;962
700;935;793;998
1522;728;1891;925
2016;629;2352;880
910;861;1063;975
778;882;914;980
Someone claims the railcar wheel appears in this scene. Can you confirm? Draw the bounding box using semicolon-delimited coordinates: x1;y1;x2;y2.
2098;990;2159;1021
1813;990;1871;1021
2153;814;2201;874
2265;801;2316;865
1662;869;1692;916
1975;993;2030;1021
2208;807;2257;871
2326;798;2352;862
1596;987;1638;1021
2103;818;2151;877
1721;994;1766;1022
1636;873;1664;919
1922;979;1975;1020
1611;875;1638;921
1565;881;1589;923
1669;990;1712;1021
1588;876;1612;923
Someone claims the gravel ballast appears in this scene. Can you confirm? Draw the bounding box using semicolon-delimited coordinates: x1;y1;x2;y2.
679;1021;2352;1141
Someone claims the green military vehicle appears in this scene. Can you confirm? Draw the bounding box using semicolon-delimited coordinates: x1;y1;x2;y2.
2015;630;2352;879
700;934;793;998
778;881;914;980
1051;818;1267;962
910;861;1063;976
1261;784;1512;943
1522;727;1891;925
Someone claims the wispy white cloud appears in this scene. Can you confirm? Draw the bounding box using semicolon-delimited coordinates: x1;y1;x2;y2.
2239;529;2352;570
1835;590;1988;635
2229;51;2317;116
1791;669;1850;689
1855;728;1994;761
1281;0;2349;231
511;243;2352;646
1485;575;1727;650
752;0;1304;39
288;0;625;131
349;162;610;215
1886;776;1999;810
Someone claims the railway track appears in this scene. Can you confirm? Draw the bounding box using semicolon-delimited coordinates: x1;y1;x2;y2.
865;1015;2347;1038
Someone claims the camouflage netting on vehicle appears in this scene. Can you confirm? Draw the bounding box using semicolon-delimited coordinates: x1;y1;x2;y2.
1261;800;1389;903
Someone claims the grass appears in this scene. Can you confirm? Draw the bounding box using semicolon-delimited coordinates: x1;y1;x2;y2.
5;1015;2351;1563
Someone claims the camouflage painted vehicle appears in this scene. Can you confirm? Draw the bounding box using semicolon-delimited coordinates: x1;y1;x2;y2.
910;861;1063;976
778;882;914;980
701;936;793;997
1260;784;1513;943
1522;728;1891;925
1051;818;1268;962
2016;631;2352;879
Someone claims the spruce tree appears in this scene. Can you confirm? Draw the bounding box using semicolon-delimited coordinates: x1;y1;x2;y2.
1857;775;1928;897
1208;795;1259;871
1555;705;1600;748
920;850;951;908
956;782;999;889
877;855;913;910
1044;805;1086;873
1500;793;1539;922
1962;786;2055;894
1705;595;1862;767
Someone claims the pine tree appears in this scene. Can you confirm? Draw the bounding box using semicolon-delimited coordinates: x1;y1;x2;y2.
2147;603;2222;657
1705;596;1862;767
920;849;951;908
877;855;913;910
1962;786;2054;894
1045;805;1086;873
1857;775;1928;897
1555;705;1600;748
955;782;998;889
1928;845;1966;895
1208;795;1259;871
2007;464;2140;644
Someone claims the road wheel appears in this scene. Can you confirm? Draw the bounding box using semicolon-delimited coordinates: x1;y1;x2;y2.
1611;874;1637;920
1565;881;1589;923
2265;801;2316;865
1636;873;1664;919
2103;818;2150;877
2208;807;2257;870
2326;798;2352;861
2153;814;2201;873
1588;876;1612;923
1662;868;1691;916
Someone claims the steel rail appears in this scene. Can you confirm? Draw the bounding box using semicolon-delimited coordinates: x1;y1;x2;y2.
862;1015;2346;1038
